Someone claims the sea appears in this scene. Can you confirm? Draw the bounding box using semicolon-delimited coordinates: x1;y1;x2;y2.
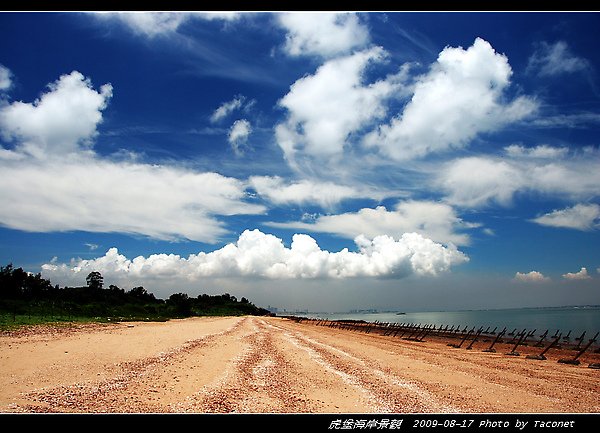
282;305;600;339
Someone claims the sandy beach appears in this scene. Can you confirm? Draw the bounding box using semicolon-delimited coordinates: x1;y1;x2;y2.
1;315;598;414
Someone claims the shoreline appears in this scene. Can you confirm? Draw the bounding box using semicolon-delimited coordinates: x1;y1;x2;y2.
278;306;600;344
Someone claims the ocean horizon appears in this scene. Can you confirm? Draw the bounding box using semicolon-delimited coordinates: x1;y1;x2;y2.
280;305;600;339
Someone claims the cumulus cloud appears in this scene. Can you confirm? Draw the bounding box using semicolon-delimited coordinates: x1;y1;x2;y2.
277;12;370;58
0;64;12;91
266;201;475;246
41;229;468;284
563;267;592;280
276;38;539;182
276;46;406;168
228;119;252;155
514;271;550;283
532;204;600;231
0;70;265;243
527;41;590;77
363;38;537;161
0;70;112;158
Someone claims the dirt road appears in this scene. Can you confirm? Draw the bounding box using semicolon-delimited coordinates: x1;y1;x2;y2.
1;316;598;413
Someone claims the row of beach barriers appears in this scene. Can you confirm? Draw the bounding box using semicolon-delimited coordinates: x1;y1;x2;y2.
282;316;600;369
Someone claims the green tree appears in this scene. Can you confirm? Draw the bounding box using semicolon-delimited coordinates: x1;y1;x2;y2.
168;293;193;316
86;271;104;290
128;286;156;303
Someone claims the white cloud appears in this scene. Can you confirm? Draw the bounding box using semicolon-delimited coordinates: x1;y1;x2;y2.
363;38;538;161
197;12;243;22
0;155;265;243
0;70;112;158
504;144;569;159
277;12;370;58
483;228;496;236
0;64;12;91
276;46;406;168
97;12;243;38
514;271;550;283
527;41;590;77
210;95;246;123
102;12;192;37
266;201;475;246
41;229;468;284
531;203;600;231
248;176;385;209
437;157;524;208
562;267;592;280
438;148;600;208
228;119;252;155
0;71;264;243
528;112;600;128
526;157;600;201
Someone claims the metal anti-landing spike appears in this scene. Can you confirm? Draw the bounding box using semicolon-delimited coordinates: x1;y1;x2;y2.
466;328;484;350
559;332;599;366
506;329;527;356
407;325;428;342
404;324;424;340
483;329;506;353
416;327;432;342
534;329;549;347
573;331;587;350
393;323;405;337
449;328;473;348
400;324;418;338
523;329;537;346
527;333;562;360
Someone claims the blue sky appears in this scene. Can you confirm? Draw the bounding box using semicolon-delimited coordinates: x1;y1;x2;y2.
0;11;599;312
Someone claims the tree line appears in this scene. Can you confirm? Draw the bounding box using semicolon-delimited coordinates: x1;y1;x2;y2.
0;263;272;324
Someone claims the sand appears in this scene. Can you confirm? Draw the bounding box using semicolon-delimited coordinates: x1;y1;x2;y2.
1;316;598;414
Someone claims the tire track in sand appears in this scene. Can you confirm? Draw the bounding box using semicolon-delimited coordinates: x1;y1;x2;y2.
266;320;459;413
14;316;458;413
185;317;315;413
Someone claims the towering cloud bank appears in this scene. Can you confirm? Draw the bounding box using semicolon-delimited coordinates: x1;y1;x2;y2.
42;229;468;284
